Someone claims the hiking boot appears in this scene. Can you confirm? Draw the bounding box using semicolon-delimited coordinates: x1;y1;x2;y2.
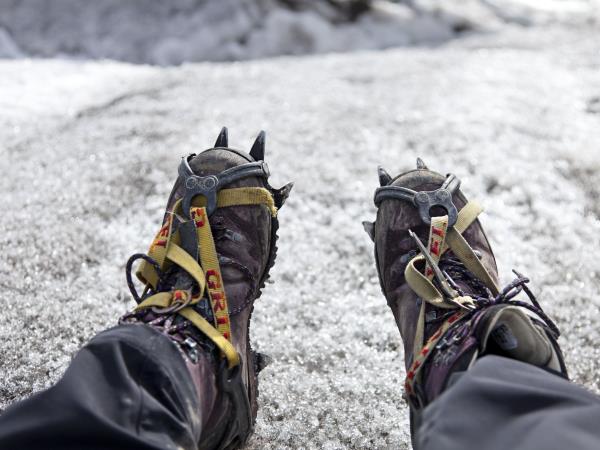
121;127;292;449
364;159;567;415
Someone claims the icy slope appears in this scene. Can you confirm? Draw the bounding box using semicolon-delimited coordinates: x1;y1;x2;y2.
1;28;600;448
1;0;598;63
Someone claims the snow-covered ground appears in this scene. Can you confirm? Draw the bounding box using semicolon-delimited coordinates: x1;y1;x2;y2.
1;24;600;450
1;0;599;63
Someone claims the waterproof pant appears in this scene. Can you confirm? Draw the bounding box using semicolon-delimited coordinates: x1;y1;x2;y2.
0;325;600;450
0;325;204;450
417;355;600;450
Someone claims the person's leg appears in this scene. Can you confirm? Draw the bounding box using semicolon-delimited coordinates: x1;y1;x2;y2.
0;128;292;450
418;355;600;450
365;160;572;446
0;325;212;450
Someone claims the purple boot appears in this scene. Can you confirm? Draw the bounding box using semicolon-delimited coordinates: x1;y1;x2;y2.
121;127;292;449
364;159;567;436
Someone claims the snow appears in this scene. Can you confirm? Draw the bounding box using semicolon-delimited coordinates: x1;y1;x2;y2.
1;12;600;450
0;0;598;64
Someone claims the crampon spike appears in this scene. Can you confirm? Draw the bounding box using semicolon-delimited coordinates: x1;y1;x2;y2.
416;157;428;170
250;130;265;161
215;127;228;148
378;166;392;186
362;221;375;242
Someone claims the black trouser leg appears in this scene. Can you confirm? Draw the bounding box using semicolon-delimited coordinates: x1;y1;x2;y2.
0;324;203;450
418;355;600;450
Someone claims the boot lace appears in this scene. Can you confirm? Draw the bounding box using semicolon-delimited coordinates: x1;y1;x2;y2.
438;256;560;337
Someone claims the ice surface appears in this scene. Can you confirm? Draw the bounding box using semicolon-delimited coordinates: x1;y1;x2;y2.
0;0;598;64
1;25;600;450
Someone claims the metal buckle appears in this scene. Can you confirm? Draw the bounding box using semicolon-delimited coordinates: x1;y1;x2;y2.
413;187;458;228
374;173;461;227
178;155;269;218
408;230;458;300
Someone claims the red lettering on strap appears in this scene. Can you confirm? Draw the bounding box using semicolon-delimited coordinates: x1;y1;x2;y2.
217;316;229;325
159;224;170;237
191;208;206;228
213;294;226;311
431;226;445;237
206;270;221;290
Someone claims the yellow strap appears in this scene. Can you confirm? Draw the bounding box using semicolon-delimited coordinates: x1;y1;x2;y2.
404;200;496;403
445;229;499;295
424;215;449;280
405;201;484;308
451;201;483;238
165;243;207;294
137;187;275;291
191;187;277;217
405;310;465;400
413;215;449;357
138;213;176;289
135;292;172;310
413;297;427;363
406;255;456;308
190;206;234;343
131;186;277;369
178;307;240;368
135;292;238;367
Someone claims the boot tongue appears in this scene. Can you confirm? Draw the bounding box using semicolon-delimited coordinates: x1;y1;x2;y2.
480;307;559;369
436;255;561;371
438;253;491;299
421;305;563;407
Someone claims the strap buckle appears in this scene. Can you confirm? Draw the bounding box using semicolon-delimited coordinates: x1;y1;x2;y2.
374;173;461;227
408;229;475;310
178;155;270;218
